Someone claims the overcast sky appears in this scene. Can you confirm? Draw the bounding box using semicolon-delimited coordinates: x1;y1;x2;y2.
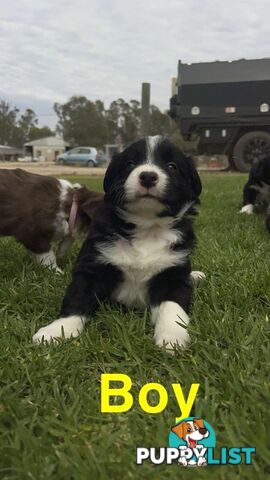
1;0;270;128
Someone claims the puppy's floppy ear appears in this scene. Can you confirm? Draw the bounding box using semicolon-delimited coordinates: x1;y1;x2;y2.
185;155;202;197
171;421;185;439
103;152;122;193
77;188;104;219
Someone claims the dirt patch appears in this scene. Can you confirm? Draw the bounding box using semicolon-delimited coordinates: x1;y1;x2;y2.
0;162;106;177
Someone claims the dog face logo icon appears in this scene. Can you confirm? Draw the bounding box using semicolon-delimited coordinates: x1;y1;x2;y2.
169;417;216;466
171;418;209;448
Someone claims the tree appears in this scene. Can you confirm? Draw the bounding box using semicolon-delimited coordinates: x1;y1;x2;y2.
0;100;53;147
0;101;19;146
149;105;172;136
149;105;195;151
17;109;38;143
54;96;109;147
28;126;54;141
106;100;183;145
106;98;141;144
53;95;193;149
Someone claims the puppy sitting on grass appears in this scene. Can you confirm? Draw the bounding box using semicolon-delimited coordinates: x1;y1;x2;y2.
33;136;204;351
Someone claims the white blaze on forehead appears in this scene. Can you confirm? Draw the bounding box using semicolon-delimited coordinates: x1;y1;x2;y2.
146;135;162;164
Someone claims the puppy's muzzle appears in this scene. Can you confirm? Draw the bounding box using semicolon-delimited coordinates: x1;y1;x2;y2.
139;171;158;189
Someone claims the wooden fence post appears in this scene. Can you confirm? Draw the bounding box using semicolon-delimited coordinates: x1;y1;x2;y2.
141;82;150;136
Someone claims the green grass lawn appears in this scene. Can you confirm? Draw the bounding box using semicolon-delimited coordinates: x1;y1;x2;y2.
0;174;269;479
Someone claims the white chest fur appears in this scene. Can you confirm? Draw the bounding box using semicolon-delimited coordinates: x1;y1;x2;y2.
97;226;188;308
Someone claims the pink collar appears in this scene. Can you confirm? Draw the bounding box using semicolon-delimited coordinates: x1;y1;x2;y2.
69;192;79;233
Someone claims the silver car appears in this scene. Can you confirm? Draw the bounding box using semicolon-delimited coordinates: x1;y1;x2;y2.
57;147;106;167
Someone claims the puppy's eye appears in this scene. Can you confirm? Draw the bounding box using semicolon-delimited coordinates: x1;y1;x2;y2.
167;162;177;170
187;428;192;433
126;160;136;168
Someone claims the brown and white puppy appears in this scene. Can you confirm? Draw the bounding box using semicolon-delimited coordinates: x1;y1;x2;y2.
0;168;103;272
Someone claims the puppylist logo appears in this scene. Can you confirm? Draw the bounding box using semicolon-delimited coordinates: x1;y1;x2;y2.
99;376;255;467
136;417;256;467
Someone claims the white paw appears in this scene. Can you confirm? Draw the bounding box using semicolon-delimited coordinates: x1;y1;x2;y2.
240;204;254;214
197;457;207;466
55;267;64;275
190;271;206;286
153;302;190;352
179;457;188;466
33;315;86;344
154;327;190;352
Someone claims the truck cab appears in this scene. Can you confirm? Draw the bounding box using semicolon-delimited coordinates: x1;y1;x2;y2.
170;58;270;172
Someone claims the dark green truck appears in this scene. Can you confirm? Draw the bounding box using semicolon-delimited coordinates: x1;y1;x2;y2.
169;58;270;172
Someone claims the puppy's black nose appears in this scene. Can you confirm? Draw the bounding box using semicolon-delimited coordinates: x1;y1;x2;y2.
139;171;158;188
199;428;207;435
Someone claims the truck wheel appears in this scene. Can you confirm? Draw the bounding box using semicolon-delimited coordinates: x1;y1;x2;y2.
233;131;270;172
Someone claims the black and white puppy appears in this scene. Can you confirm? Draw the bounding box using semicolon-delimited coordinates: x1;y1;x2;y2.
33;136;203;351
240;156;270;232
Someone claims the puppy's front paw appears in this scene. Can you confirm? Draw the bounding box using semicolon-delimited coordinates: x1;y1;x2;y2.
154;327;190;352
153;302;190;353
240;204;254;214
33;315;86;344
190;271;206;286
